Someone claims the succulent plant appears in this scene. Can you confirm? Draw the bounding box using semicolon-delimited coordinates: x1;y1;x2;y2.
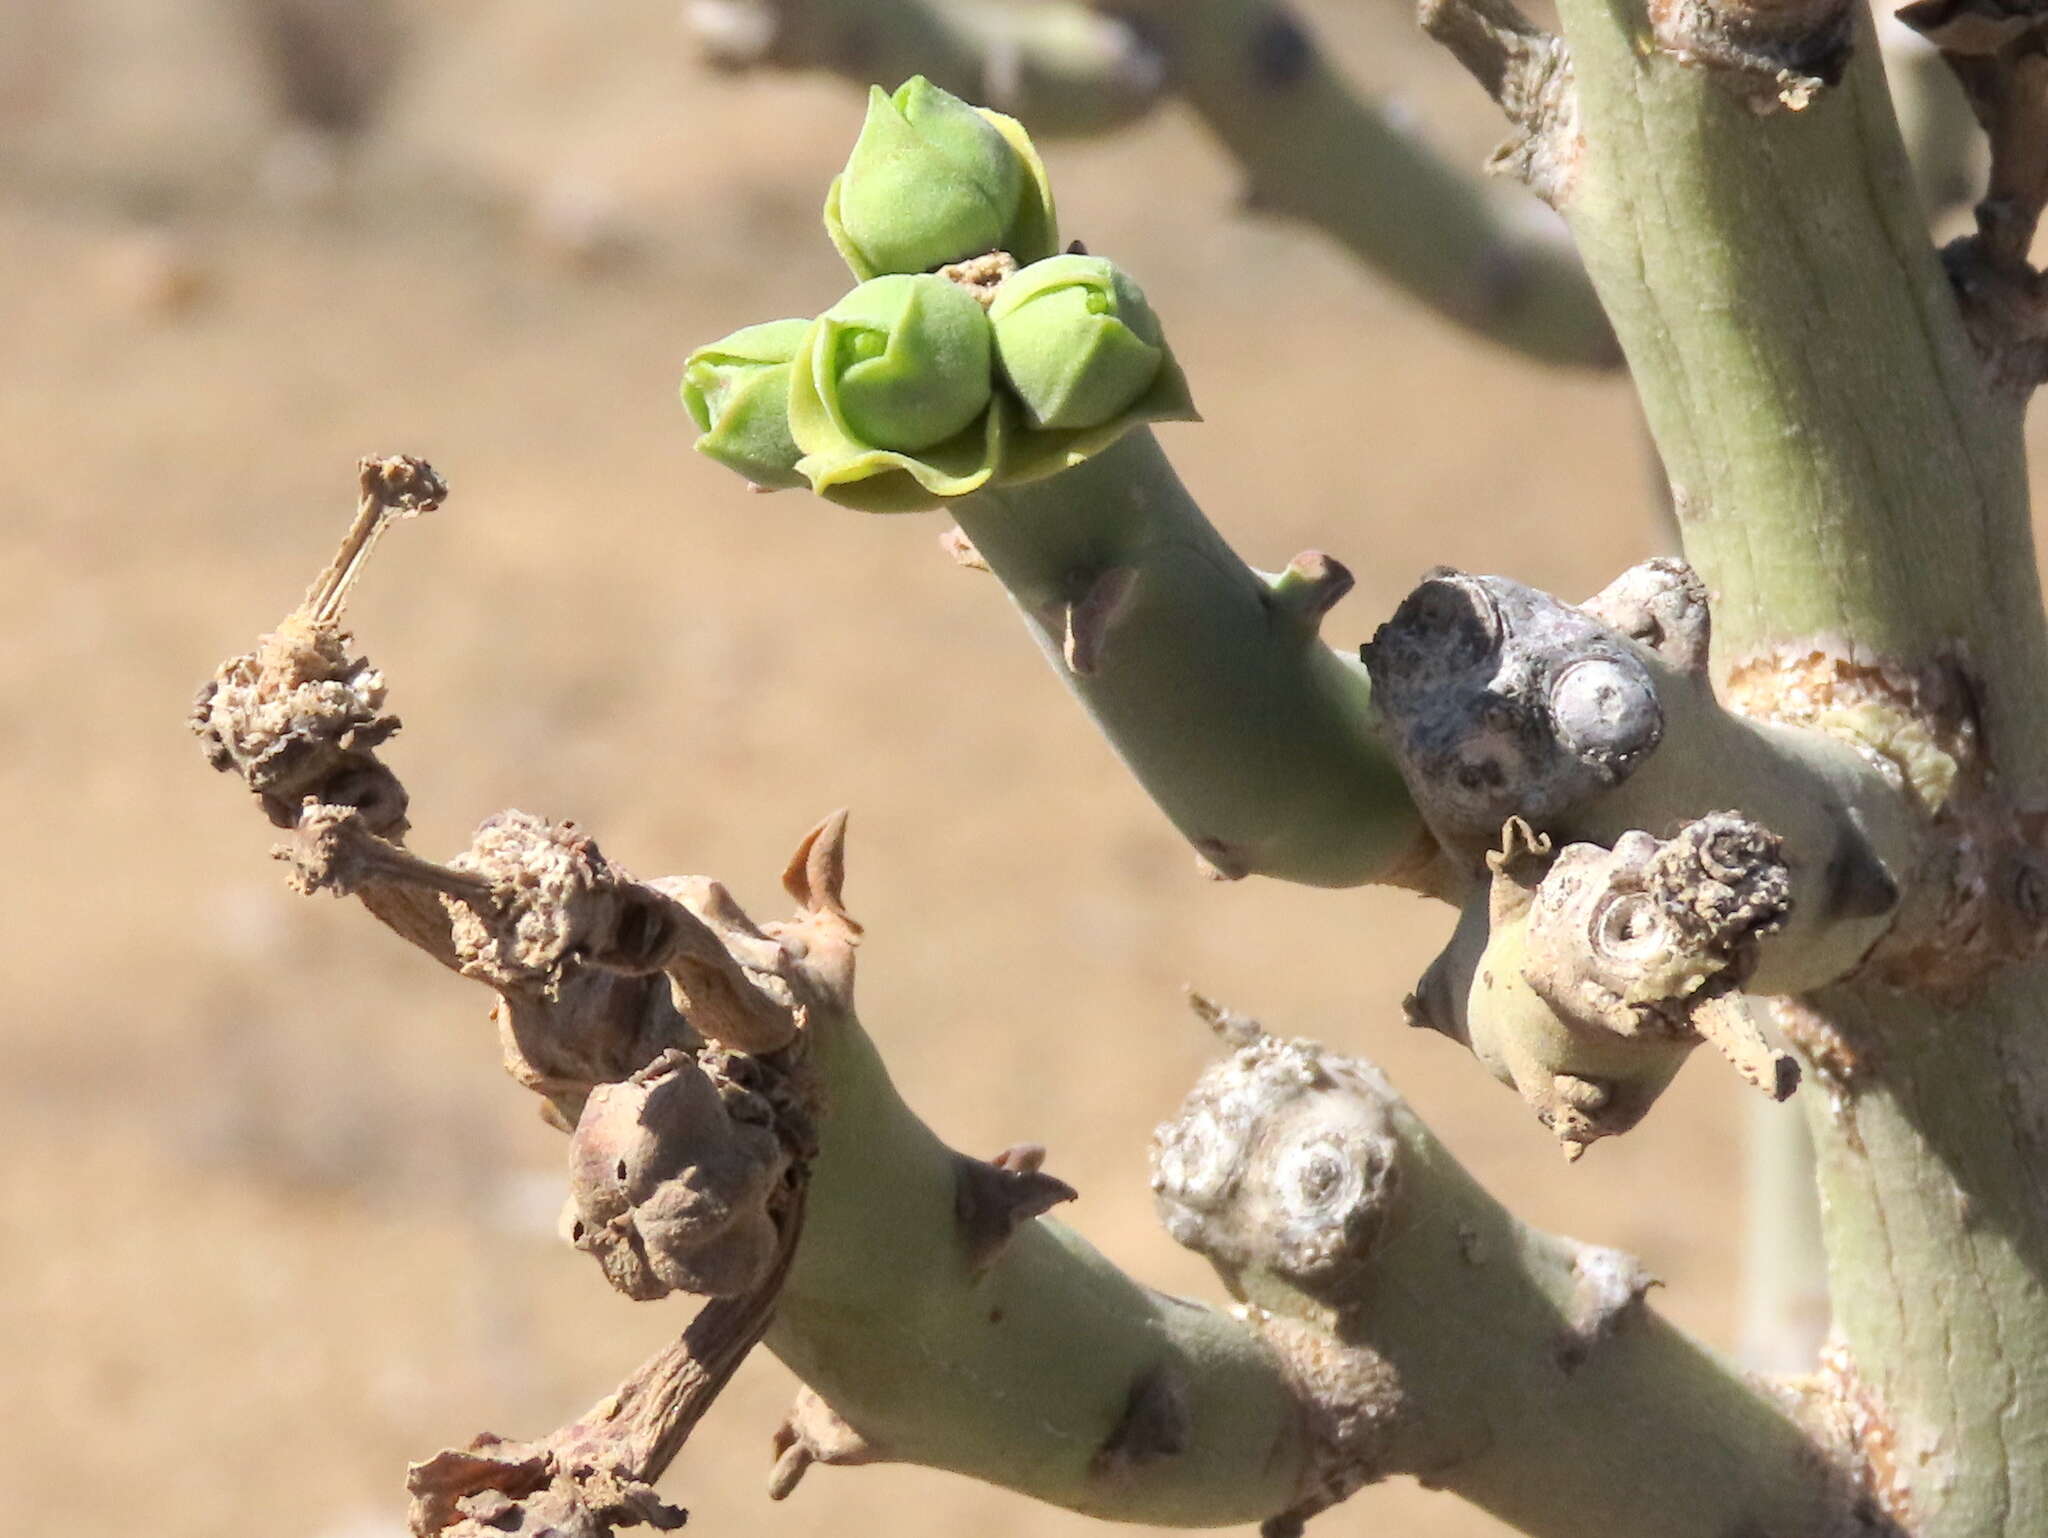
825;76;1058;280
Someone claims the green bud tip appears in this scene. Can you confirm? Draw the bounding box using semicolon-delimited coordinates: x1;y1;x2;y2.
988;254;1165;431
809;273;994;453
825;76;1057;280
680;318;811;490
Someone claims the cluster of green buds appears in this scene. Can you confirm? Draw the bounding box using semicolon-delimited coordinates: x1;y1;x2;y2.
682;77;1195;513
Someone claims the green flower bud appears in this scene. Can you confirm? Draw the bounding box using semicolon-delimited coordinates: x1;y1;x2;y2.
679;318;810;490
824;77;1058;280
785;274;1006;513
989;255;1166;431
805;273;993;453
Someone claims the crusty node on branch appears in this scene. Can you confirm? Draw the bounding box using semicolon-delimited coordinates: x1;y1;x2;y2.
567;1046;811;1300
1408;813;1797;1156
1417;0;1585;206
193;453;443;831
1725;642;2048;997
1155;1016;1404;1287
1152;1012;1410;1527
193;455;460;964
1363;567;1666;852
1646;0;1855;111
1152;1007;1872;1534
1367;561;1914;993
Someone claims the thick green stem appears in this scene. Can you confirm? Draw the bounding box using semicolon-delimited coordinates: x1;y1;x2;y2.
1739;1089;1832;1372
768;999;1311;1524
1553;1;2048;781
1156;1025;1874;1536
1790;978;2048;1536
953;428;1423;888
1370;1109;1850;1537
1538;0;2048;1529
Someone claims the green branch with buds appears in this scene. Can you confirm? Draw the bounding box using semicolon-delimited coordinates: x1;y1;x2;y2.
684;76;1425;890
683;78;1194;515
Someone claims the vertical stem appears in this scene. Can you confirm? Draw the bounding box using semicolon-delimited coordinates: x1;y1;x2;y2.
1740;1091;1831;1372
1539;0;2048;1525
1797;979;2048;1535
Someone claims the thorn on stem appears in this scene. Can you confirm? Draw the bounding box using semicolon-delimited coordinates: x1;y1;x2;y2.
1063;564;1140;676
1193;835;1251;881
939;525;991;572
1187;988;1267;1048
782;808;862;937
1418;0;1579;202
1246;10;1315;90
1090;1362;1193;1477
767;1386;882;1500
954;1145;1079;1275
1691;995;1801;1101
1267;550;1355;630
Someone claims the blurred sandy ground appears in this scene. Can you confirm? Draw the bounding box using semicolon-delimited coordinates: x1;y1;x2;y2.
3;3;2022;1536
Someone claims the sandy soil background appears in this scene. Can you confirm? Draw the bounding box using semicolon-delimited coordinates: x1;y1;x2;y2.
5;4;2028;1536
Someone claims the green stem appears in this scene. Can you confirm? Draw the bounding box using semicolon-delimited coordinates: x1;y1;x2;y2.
1739;1088;1831;1371
1795;978;2048;1537
767;997;1311;1524
1157;1027;1869;1537
954;428;1423;888
1108;0;1618;366
1554;2;2048;779
1374;1107;1849;1537
1539;0;2048;1528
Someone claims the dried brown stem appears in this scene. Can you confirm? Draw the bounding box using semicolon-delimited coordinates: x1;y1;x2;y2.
307;456;446;621
1904;0;2048;388
406;1185;805;1537
193;455;463;965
